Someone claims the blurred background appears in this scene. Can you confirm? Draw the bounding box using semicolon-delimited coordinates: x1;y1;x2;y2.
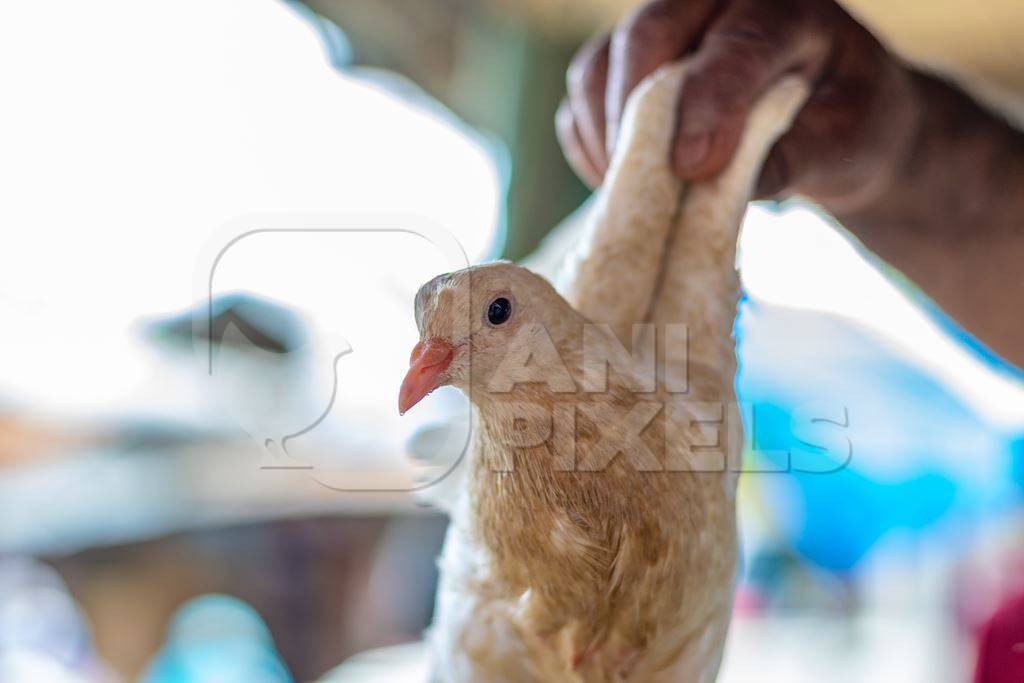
1;0;1023;681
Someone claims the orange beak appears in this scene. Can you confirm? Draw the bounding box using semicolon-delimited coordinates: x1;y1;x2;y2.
399;338;454;415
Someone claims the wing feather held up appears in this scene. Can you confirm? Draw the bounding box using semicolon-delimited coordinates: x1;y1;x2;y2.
563;61;808;374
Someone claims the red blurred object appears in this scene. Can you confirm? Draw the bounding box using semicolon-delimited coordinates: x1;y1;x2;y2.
974;592;1024;683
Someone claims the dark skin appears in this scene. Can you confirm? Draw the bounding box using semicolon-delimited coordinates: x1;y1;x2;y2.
557;0;1024;368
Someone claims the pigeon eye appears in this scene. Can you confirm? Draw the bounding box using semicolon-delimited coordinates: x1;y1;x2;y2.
486;297;512;326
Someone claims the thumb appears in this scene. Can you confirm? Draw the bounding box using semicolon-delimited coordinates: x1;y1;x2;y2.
672;5;825;180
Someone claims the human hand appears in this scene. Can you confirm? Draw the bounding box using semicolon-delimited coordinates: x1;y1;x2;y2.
556;0;921;211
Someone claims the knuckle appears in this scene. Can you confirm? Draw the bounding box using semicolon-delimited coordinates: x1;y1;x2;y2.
567;37;606;93
554;98;571;127
616;0;681;46
680;68;745;123
707;13;783;63
554;100;577;141
717;21;775;54
715;52;766;95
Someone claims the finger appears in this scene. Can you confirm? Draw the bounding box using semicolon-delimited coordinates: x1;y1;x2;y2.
556;97;603;188
567;33;612;174
672;0;829;179
606;0;719;154
759;24;902;201
757;63;886;201
755;141;793;199
755;79;830;198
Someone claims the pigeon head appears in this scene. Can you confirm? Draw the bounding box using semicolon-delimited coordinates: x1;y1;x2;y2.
399;262;580;414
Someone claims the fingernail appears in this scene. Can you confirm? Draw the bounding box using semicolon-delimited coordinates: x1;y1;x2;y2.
675;131;710;175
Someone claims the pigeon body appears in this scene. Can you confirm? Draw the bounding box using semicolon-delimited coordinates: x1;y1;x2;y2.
401;63;808;682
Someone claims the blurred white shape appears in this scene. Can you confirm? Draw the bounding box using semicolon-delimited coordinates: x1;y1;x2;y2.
0;0;501;419
0;558;114;682
0;653;96;683
320;642;429;683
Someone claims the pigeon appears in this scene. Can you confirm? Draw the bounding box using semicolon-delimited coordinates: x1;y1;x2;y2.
400;61;808;682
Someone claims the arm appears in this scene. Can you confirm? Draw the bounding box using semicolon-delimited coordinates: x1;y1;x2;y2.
838;74;1024;367
557;0;1024;369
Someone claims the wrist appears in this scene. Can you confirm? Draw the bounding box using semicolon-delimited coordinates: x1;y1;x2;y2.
838;67;1024;236
816;59;924;218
